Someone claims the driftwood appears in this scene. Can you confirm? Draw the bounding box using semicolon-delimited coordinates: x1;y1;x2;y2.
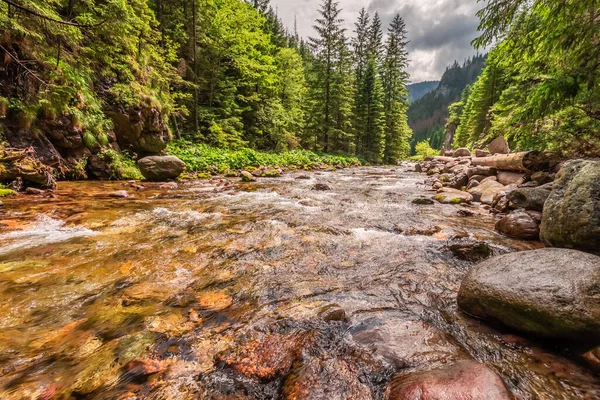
471;151;552;173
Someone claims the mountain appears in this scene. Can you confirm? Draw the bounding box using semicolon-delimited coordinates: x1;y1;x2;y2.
407;55;486;152
407;81;439;103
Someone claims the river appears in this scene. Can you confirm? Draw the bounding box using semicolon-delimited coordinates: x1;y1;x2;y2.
0;166;598;399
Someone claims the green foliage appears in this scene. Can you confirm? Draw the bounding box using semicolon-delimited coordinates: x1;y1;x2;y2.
0;184;16;197
168;140;361;174
412;140;439;161
451;0;600;156
99;150;143;180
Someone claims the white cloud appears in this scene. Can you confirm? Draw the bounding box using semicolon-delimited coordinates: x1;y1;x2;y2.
270;0;485;82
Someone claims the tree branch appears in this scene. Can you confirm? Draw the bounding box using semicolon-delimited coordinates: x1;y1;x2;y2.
0;44;47;86
1;0;105;28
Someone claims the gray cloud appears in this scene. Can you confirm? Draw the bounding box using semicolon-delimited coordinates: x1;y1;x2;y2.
270;0;484;82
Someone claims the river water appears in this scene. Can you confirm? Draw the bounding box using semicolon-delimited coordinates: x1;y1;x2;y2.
0;166;598;399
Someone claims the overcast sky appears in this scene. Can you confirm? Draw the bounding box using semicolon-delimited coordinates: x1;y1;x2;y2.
270;0;485;83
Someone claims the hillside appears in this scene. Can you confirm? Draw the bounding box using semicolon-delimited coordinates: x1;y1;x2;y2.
407;55;485;152
407;81;439;103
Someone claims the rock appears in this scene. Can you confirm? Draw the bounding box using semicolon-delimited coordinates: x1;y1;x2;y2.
137;156;185;181
467;166;497;178
109;190;130;198
530;171;554;185
491;185;517;213
495;210;540;240
468;180;505;204
25;187;45;195
123;359;167;381
497;171;525;186
475;149;490;157
415;164;423;173
434;188;472;204
107;107;171;154
412;197;435;205
384;361;512;400
313;183;332;191
468;174;487;183
443;150;455;157
487;137;510;155
457;248;600;341
457;209;475;217
446;173;468;190
295;174;311;180
317;304;347;322
448;238;492;262
582;347;600;372
540;160;600;253
260;168;282;178
466;180;480;190
240;171;256;182
0;200;3;208
506;185;551;212
282;357;372;400
454;148;472;157
427;168;441;176
518;181;539;188
432;181;443;190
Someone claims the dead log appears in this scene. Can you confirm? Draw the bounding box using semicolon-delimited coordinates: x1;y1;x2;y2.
433;156;459;163
471;151;553;173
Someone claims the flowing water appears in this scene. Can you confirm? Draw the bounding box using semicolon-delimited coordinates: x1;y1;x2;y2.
0;166;598;399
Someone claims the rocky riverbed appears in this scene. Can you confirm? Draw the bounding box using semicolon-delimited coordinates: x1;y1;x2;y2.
0;166;598;399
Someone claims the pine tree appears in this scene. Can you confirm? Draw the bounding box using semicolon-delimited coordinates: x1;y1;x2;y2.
382;14;411;162
352;8;370;154
309;0;346;152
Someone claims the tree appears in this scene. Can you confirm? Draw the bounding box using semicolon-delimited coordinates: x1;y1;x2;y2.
381;14;411;162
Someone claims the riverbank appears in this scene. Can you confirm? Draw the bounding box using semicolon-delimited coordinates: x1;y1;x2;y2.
0;166;597;399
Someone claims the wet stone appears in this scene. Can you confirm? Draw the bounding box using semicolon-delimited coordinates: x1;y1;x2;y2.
109;190;130;198
448;238;492;262
312;183;332;191
318;304;347;322
240;171;256;182
384;360;513;400
411;197;434;205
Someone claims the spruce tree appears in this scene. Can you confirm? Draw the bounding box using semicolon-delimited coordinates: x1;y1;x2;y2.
352;8;370;154
382;14;411;162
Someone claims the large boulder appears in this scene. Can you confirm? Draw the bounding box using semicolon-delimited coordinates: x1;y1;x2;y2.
454;148;472;157
495;210;541;240
137;156;186;181
457;248;600;342
540;160;600;253
435;188;472;204
468;180;505;204
487;137;510;155
496;171;524;186
107;107;171;155
384;361;512;400
506;185;552;212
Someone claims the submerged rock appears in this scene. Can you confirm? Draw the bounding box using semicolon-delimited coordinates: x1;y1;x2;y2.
540;160;600;253
458;248;600;342
138;156;186;181
448;238;492;262
495;210;540;240
384;361;512;400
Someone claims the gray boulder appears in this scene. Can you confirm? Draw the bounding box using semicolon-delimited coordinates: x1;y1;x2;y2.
137;156;186;181
458;248;600;342
506;185;552;212
540;160;600;253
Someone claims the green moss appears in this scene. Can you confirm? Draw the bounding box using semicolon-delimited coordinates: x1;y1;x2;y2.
99;150;143;180
0;184;16;197
449;197;463;204
434;194;446;203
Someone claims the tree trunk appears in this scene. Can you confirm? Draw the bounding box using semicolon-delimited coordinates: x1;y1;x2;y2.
471;151;555;172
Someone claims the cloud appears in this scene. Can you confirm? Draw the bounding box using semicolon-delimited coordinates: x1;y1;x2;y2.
270;0;484;82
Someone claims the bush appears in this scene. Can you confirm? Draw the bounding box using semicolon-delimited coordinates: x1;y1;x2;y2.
413;141;439;161
167;140;362;173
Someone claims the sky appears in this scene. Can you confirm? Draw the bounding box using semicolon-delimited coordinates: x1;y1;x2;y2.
270;0;485;83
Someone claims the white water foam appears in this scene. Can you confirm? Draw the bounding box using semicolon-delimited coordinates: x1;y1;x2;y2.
0;215;96;256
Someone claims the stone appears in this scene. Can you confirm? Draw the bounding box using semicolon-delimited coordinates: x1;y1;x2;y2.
468;174;487;183
138;156;186;181
87;154;114;179
457;248;600;341
495;210;540;240
412;197;435;205
481;175;498;183
0;200;3;208
530;171;554;185
454;148;472;157
446;173;468;190
487;137;510;155
497;171;525;186
491;185;517;213
317;304;347;322
295;174;311;180
467;166;497;178
540;160;600;253
240;171;256;182
432;181;443;190
109;190;130;198
448;238;492;262
506;185;551;212
475;149;490;157
434;188;472;204
582;347;600;372
415;164;423;173
384;361;512;400
466;180;480;190
468;180;505;204
313;183;332;191
107;107;171;154
25;187;45;195
427;168;441;176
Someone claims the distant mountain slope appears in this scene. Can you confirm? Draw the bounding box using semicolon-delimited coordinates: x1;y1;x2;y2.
407;81;439;103
408;55;486;152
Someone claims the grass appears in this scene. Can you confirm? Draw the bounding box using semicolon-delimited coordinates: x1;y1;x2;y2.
99;150;144;180
167;140;362;174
